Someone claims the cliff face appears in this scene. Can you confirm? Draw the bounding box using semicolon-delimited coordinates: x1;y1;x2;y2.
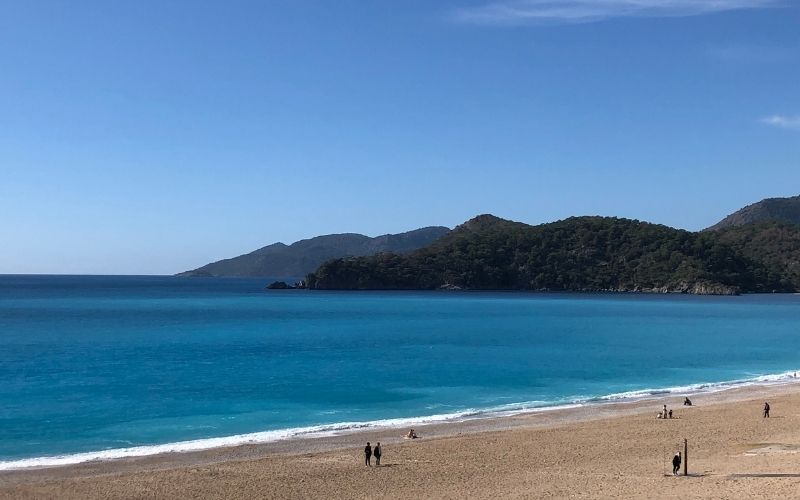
706;195;800;231
177;226;450;278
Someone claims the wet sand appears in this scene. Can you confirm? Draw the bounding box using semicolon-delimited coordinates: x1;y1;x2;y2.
3;383;800;498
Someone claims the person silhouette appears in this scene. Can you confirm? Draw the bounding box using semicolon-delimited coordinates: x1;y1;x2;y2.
374;442;382;466
672;451;681;475
763;402;770;418
364;442;372;466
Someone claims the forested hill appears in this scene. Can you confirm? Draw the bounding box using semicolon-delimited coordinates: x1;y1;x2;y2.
178;226;450;278
706;195;800;231
306;215;799;294
712;221;800;290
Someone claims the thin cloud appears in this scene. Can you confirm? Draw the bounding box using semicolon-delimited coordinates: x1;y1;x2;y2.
761;115;800;131
453;0;783;25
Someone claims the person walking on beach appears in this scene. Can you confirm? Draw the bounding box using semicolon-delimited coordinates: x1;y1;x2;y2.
364;442;372;466
763;402;770;418
374;442;382;466
663;404;667;419
672;452;681;475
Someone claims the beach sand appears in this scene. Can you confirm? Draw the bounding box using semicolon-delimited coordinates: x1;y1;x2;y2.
2;384;800;499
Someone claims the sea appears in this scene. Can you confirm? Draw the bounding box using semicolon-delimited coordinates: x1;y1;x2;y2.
1;275;799;470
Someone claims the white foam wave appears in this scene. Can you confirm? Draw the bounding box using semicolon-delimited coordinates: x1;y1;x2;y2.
595;370;800;402
0;411;481;472
2;369;798;471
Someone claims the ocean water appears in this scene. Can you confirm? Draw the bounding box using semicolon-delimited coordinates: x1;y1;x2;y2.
1;275;799;469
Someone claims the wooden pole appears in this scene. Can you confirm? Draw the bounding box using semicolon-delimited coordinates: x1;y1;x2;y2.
683;438;688;476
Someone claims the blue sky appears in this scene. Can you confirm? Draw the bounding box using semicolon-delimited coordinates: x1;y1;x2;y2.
1;0;798;274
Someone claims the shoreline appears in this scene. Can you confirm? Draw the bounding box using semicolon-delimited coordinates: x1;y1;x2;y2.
2;369;799;473
3;379;799;489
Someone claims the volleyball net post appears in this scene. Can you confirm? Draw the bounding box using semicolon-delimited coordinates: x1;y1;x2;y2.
683;438;688;476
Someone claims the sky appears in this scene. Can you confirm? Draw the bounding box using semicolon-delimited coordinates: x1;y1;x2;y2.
1;0;798;274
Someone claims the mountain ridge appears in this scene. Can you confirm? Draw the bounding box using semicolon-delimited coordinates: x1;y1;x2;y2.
177;226;451;278
179;195;800;290
705;195;800;231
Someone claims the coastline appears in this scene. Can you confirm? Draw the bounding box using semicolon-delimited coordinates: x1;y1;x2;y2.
2;369;799;473
4;380;800;497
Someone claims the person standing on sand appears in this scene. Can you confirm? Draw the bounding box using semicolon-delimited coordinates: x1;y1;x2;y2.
374;442;382;466
672;452;681;475
663;405;667;418
364;442;372;466
763;402;770;418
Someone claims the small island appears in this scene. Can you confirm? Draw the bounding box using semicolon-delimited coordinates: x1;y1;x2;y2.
266;280;307;290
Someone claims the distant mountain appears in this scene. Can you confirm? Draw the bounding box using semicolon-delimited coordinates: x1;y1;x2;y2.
177;226;450;278
705;195;800;231
307;214;797;294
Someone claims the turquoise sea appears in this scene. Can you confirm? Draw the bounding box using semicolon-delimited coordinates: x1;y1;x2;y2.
1;275;799;469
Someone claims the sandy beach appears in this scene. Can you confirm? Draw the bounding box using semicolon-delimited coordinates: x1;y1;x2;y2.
3;383;800;499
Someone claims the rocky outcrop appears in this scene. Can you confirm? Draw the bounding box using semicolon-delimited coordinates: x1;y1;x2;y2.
634;282;740;295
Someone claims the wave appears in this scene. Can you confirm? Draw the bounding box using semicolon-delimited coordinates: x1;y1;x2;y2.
2;369;799;472
0;413;480;472
591;369;800;403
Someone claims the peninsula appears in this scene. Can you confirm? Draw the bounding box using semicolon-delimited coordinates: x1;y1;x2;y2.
306;195;800;294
